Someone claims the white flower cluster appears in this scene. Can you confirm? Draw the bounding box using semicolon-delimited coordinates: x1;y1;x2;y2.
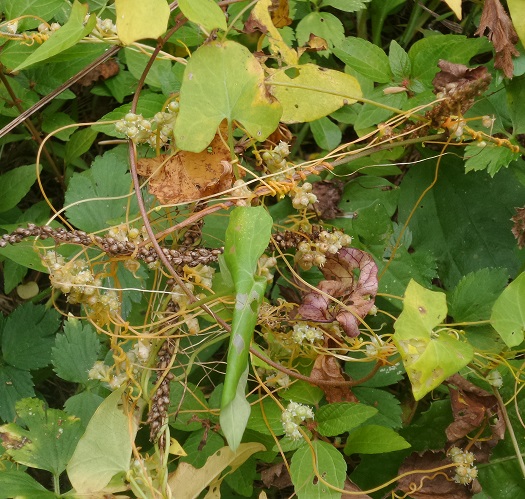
291;182;317;210
258;254;277;283
295;230;352;270
43;251;120;320
262;141;290;173
281;401;315;440
115;102;179;147
448;447;478;485
83;14;117;37
292;323;324;344
486;370;503;388
231;179;253;206
37;22;61;35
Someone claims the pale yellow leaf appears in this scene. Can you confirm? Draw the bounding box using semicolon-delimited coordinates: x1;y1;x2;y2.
268;64;362;123
167;443;265;498
169;437;187;456
115;0;170;45
508;0;525;48
443;0;462;20
251;0;298;65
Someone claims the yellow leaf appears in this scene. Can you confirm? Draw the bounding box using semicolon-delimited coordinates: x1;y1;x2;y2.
169;437;187;456
251;0;298;65
167;443;265;498
115;0;170;45
443;0;462;20
268;64;362;123
508;0;525;48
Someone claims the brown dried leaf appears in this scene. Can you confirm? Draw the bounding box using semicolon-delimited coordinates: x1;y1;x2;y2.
310;355;357;403
76;59;120;87
270;0;292;28
342;479;373;499
136;132;233;204
260;462;293;489
312;180;343;219
446;374;505;445
307;34;329;52
298;248;378;336
398;451;473;499
475;0;520;78
432;61;490;95
511;206;525;249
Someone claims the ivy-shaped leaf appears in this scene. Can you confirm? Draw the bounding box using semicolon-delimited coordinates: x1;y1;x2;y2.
464;142;520;177
392;280;474;400
316;402;377;437
115;0;170;45
174;40;282;152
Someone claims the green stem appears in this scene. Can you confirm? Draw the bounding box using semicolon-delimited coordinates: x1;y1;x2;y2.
400;0;441;48
53;473;60;496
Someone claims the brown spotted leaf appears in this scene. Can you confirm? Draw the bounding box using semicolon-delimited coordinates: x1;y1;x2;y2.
298;248;378;336
511;206;525;248
312;180;343;219
475;0;520;78
136;132;233;204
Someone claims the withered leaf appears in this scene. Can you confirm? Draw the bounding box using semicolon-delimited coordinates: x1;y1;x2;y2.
398;451;473;499
261;461;293;489
298;248;378;337
310;355;357;403
475;0;520;78
269;0;292;28
432;61;490;95
342;479;373;499
76;59;119;87
136;132;233;204
511;206;525;249
446;374;505;445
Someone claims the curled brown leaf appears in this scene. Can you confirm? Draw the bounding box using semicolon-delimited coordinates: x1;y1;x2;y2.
511;206;525;249
297;248;378;337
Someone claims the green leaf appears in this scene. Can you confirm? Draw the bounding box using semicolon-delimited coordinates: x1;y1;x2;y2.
0;398;83;475
67;386;137;494
464;142;520;176
0;239;50;273
174;40;282;152
354;387;403;429
178;0;227;32
397;157;525;287
180;428;225;468
3;259;28;294
42;111;77;141
316;402;377;436
15;1;97;71
123;47;172;89
64;150;138;232
389;40;411;80
268;64;362;123
246;396;285;436
506;77;525;134
345;355;405;388
280;381;324;405
52;318;100;384
2;303;61;371
3;0;64;30
508;0;525;49
321;0;371;12
64;127;98;165
296;12;344;49
168;382;209;431
0;470;57;499
310;117;342;150
333;37;391;83
115;0;170;45
491;271;525;347
64;391;104;428
354;88;407;129
0;165;41;213
0;366;35;422
448;268;509;322
290;440;346;499
344;425;411;454
223;457;257;496
393;280;474;400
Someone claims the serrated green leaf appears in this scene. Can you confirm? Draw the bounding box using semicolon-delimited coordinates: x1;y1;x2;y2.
246;396;285;436
115;0;170;45
0;366;35;422
393;280;474;400
389;39;411;80
267;63;362;123
180;428;224;468
344;424;410;454
310;116;342;150
178;0;227;32
448;268;509;322
321;0;371;12
464;142;520;177
334;37;391;83
491;271;525;347
0;470;57;499
15;1;97;71
280;381;324;405
175;40;282;152
169;382;209;431
317;402;377;436
67;386;138;493
290;440;346;499
3;0;64;31
2;303;61;371
296;12;344;50
64;150;138;232
354;387;403;429
0;398;83;475
0;164;41;213
52;318;100;384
